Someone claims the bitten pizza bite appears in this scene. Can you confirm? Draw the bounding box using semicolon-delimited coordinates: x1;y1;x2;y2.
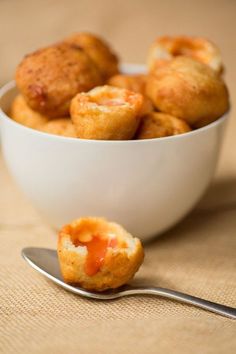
146;56;229;126
64;32;119;80
147;35;223;74
107;73;154;116
70;85;144;140
10;94;49;129
15;43;102;118
57;217;144;291
136;112;191;139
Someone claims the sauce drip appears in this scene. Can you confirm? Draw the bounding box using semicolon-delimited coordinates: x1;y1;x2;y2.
76;234;117;276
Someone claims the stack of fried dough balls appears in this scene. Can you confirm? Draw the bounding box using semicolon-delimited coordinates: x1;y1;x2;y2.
11;34;229;140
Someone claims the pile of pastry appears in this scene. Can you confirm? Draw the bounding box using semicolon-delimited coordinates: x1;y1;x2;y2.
11;33;229;140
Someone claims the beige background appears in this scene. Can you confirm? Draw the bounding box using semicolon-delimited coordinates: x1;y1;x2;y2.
0;0;236;353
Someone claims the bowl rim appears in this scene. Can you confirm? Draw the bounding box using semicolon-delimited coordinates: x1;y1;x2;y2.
0;66;229;145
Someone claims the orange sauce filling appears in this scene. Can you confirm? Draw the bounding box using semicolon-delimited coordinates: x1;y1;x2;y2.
74;234;118;276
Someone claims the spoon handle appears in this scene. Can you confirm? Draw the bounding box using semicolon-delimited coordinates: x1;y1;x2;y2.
127;287;236;319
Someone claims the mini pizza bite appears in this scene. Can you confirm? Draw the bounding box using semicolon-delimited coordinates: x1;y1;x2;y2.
146;56;229;126
107;74;154;116
15;43;102;118
64;32;119;80
10;94;49;129
147;35;223;74
70;85;144;140
136;112;191;139
57;217;144;291
40;118;77;137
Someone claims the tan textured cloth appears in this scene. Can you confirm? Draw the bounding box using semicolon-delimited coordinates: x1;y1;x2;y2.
0;0;236;353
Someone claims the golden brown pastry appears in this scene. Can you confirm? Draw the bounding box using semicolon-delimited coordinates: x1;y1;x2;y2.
147;36;223;74
107;74;154;116
40;118;77;137
136;112;191;139
146;56;229;126
70;85;144;140
64;32;119;80
10;94;49;129
57;217;144;291
15;43;102;118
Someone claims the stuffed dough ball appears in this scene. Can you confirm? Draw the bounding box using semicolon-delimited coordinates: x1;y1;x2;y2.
40;118;77;138
70;85;144;140
107;74;148;95
136;112;191;139
146;56;229;126
15;43;102;118
10;94;49;129
147;35;223;74
57;217;144;291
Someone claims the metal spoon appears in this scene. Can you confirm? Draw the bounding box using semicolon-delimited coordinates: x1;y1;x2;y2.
22;247;236;319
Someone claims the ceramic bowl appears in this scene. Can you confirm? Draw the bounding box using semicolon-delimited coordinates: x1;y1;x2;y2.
0;64;228;241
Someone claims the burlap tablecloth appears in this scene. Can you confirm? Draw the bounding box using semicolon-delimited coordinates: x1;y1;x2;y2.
0;0;236;353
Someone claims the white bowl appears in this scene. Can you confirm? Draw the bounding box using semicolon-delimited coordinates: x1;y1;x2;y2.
0;65;228;241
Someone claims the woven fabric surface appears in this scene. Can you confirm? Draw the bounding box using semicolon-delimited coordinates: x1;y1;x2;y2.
0;0;236;353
